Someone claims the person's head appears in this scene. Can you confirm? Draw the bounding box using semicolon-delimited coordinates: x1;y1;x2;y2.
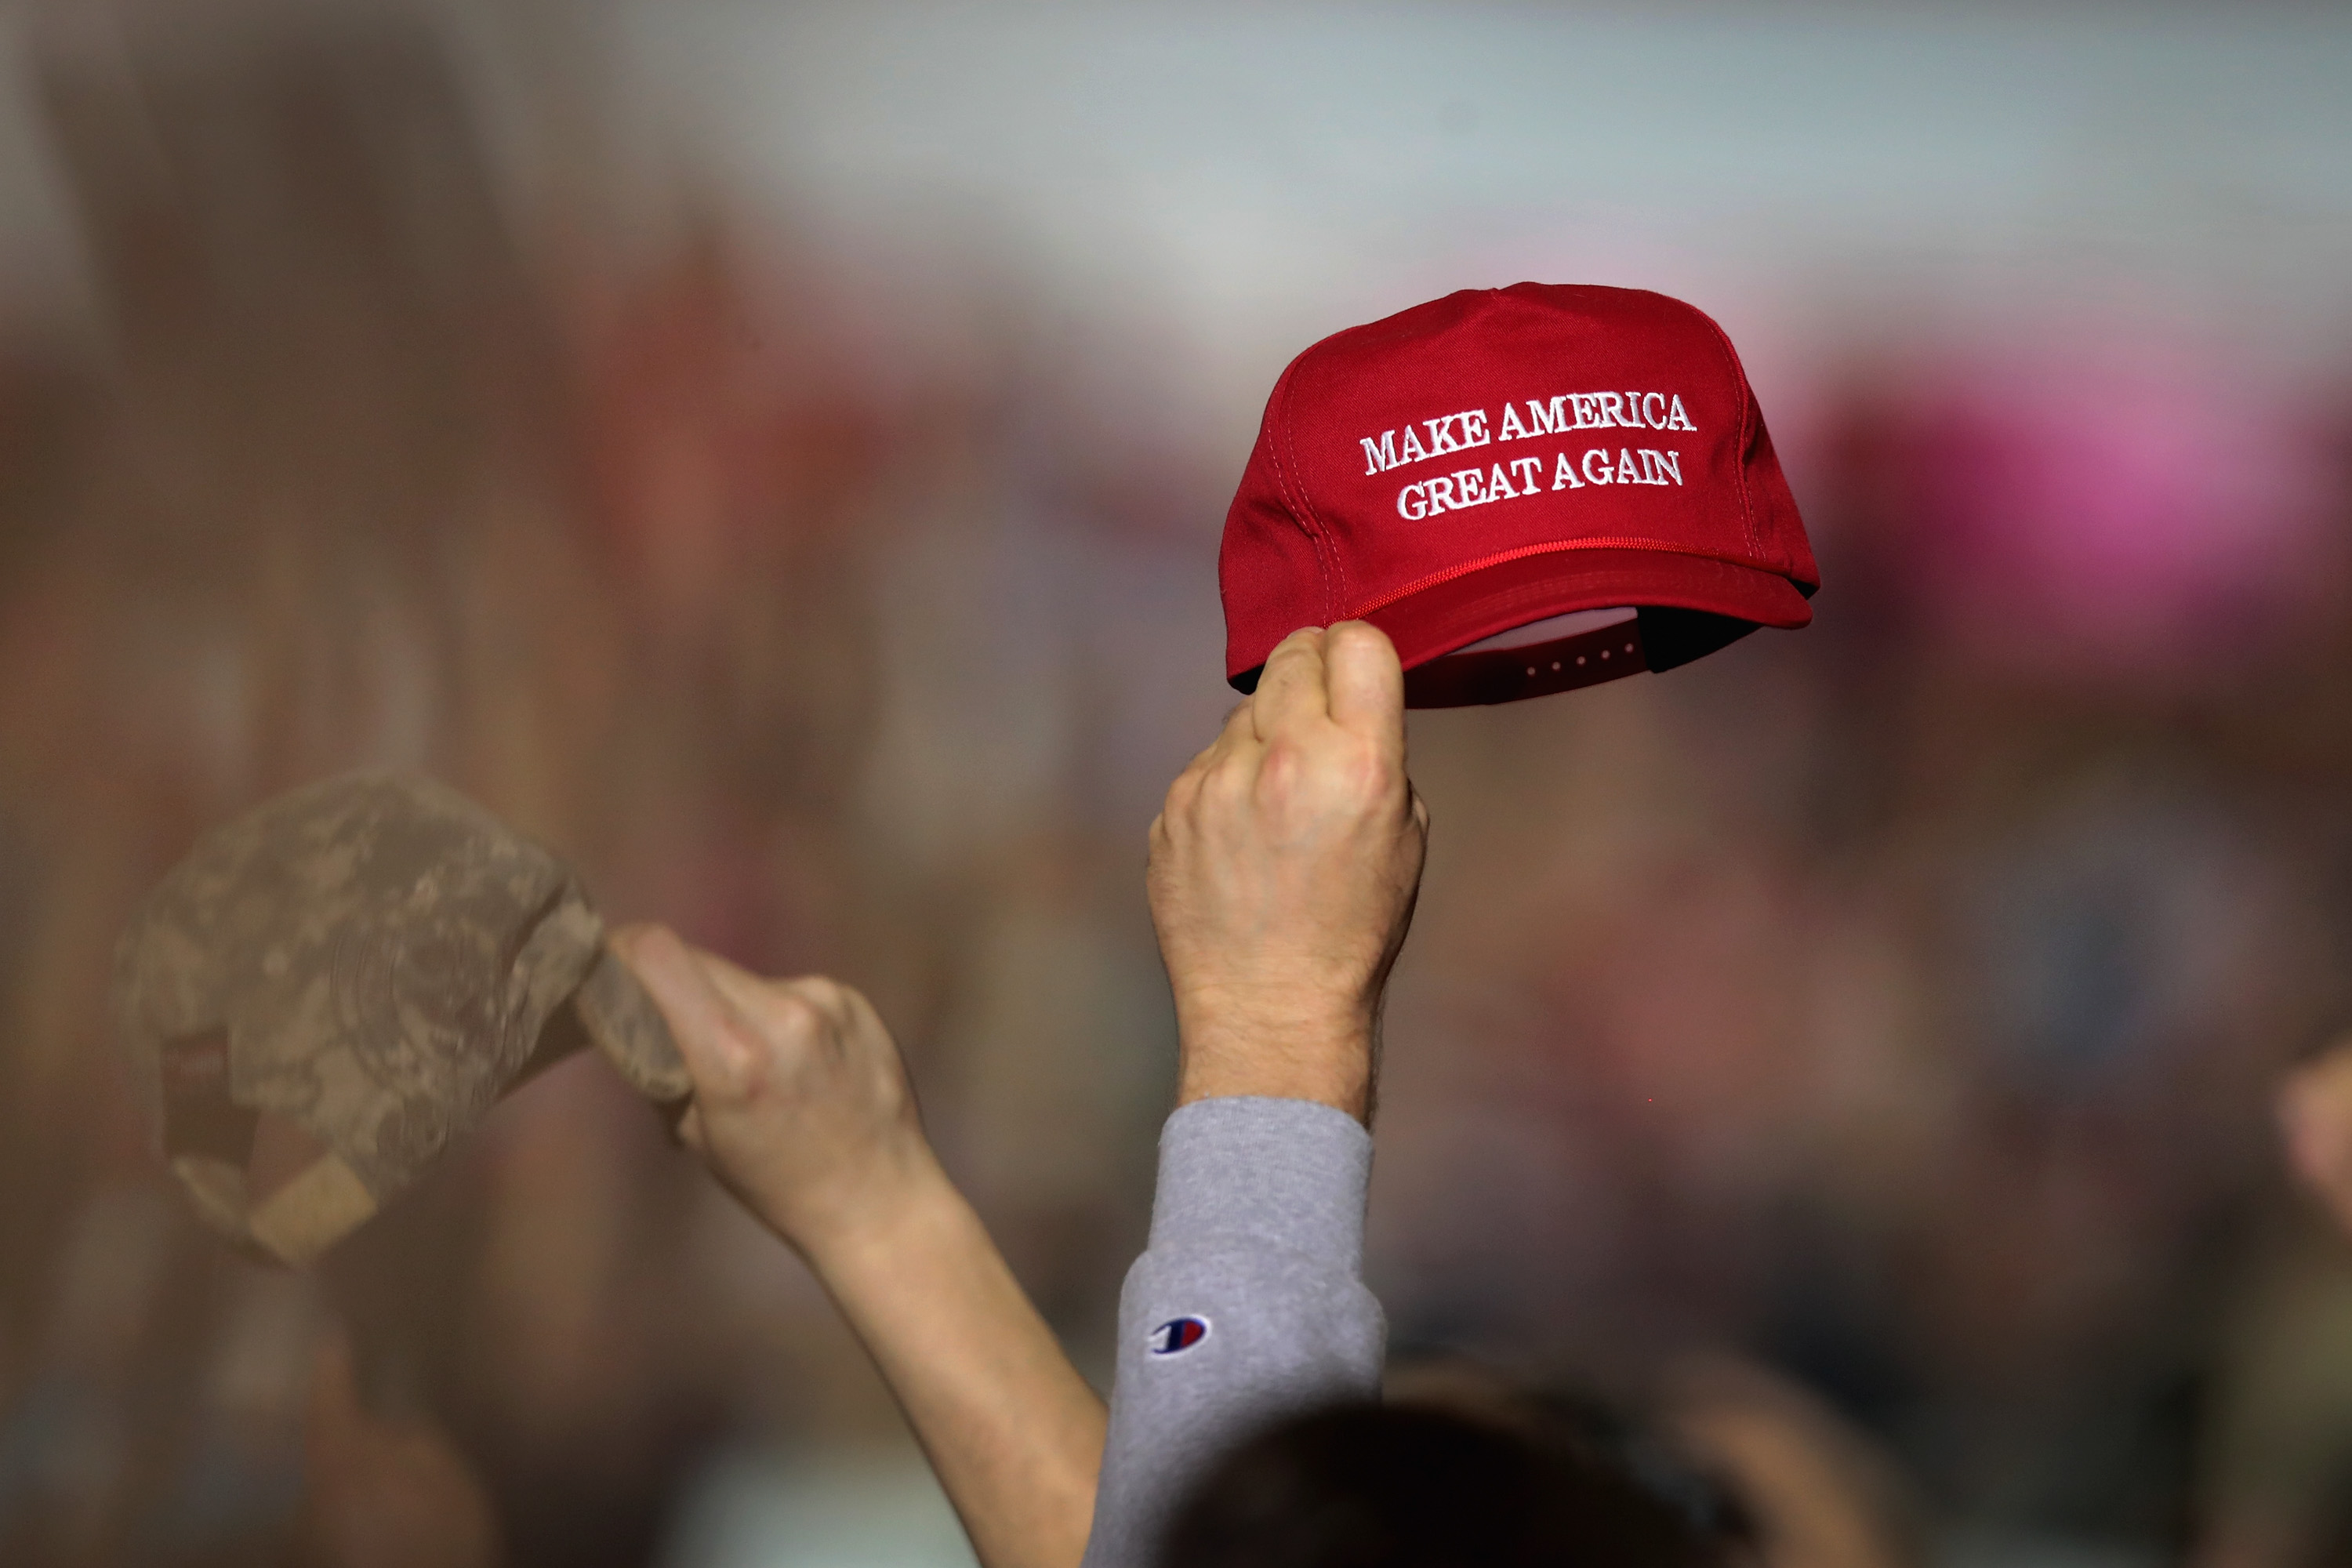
1156;1399;1748;1568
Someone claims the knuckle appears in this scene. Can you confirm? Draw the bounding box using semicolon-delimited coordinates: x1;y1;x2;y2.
795;975;846;1011
755;986;826;1040
1200;757;1254;809
707;1017;771;1097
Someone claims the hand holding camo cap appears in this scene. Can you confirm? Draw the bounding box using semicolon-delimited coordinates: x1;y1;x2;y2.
111;771;689;1265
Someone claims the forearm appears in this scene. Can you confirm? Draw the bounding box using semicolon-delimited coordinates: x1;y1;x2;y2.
612;932;1105;1564
808;1162;1106;1568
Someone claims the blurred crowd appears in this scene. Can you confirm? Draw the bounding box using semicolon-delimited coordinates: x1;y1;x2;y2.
2;6;2351;1567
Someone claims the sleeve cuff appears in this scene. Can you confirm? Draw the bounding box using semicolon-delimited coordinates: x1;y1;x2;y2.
1148;1096;1372;1265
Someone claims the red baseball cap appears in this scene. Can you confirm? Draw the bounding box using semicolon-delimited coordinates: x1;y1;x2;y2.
1220;284;1817;706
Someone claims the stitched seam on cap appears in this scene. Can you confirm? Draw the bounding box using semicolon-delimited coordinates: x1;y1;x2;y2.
1344;537;1782;619
1269;353;1345;622
1258;355;1334;626
1696;312;1762;558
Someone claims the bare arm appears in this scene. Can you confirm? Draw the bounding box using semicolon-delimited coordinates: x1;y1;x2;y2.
615;927;1105;1568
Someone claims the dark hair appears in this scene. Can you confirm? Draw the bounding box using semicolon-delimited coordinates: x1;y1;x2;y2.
1156;1401;1744;1568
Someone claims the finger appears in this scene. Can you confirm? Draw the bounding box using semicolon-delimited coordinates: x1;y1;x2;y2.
1174;699;1261;808
831;981;888;1041
1203;695;1258;766
1250;626;1330;742
1323;621;1406;752
834;985;907;1079
612;925;756;1092
1186;712;1235;770
691;946;791;1016
693;960;842;1065
776;974;853;1024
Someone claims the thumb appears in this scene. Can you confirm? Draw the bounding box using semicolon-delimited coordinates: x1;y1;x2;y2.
1323;621;1406;753
610;924;756;1099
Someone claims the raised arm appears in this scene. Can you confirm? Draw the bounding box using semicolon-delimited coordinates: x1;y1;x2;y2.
615;927;1105;1568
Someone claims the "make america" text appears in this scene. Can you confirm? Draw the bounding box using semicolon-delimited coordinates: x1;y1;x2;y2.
1359;390;1696;477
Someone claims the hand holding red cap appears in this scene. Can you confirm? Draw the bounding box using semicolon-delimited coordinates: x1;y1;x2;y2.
1150;621;1428;1123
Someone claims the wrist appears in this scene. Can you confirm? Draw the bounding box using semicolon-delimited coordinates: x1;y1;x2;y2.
1172;1000;1377;1123
770;1140;959;1280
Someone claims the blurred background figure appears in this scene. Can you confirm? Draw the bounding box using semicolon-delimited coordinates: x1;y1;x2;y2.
2;3;2350;1566
2194;1038;2352;1568
2278;1039;2352;1246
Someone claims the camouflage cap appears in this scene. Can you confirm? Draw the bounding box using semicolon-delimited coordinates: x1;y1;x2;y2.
111;771;690;1266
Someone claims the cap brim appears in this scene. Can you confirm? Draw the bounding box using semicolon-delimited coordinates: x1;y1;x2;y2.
1356;546;1812;673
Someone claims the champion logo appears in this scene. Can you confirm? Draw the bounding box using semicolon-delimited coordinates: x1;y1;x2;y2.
1148;1316;1210;1356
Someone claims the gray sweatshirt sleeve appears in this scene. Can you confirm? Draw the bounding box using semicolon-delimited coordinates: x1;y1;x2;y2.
1079;1096;1385;1567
